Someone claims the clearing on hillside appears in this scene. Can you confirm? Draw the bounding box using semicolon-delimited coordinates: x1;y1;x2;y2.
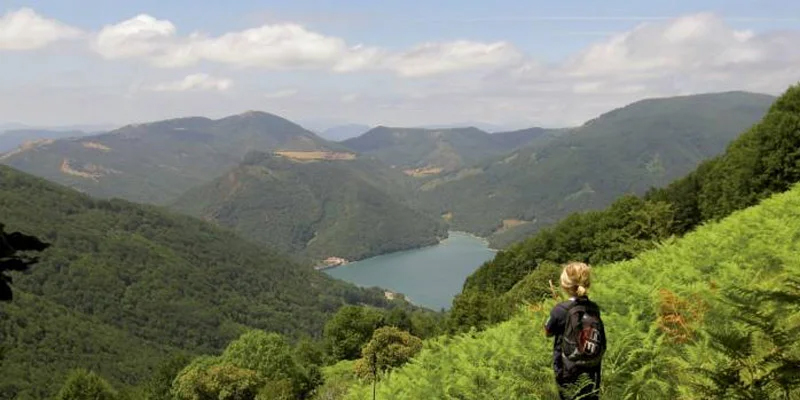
275;151;356;161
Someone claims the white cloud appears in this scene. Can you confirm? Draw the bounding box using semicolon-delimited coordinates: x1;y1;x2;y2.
566;13;780;78
387;40;524;77
0;8;82;50
3;10;800;128
149;74;232;92
90;14;520;77
92;15;381;71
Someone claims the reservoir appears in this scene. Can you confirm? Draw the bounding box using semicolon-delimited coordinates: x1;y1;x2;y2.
325;232;495;310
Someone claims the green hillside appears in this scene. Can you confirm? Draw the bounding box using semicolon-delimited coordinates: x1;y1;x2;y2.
344;182;800;399
172;152;447;262
0;292;171;399
451;85;799;331
1;111;339;204
341;126;550;174
0;165;397;396
415;91;774;243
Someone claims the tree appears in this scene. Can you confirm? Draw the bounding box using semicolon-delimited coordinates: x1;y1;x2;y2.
56;369;117;400
172;331;318;399
323;306;385;361
354;327;423;381
171;358;263;400
0;223;49;301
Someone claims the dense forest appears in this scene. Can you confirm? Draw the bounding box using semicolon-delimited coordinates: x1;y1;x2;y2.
0;165;416;397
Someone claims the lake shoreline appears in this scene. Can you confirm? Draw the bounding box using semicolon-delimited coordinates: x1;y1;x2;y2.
324;231;496;310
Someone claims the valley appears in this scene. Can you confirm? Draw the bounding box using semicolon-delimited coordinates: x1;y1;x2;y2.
3;3;800;398
1;86;797;399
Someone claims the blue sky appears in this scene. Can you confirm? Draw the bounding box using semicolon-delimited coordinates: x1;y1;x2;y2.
1;0;799;129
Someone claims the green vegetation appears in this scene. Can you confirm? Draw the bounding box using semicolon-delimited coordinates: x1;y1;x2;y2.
448;87;797;332
171;331;317;399
414;91;774;244
343;181;800;399
172;152;446;261
1;111;340;204
342;126;549;173
56;370;118;400
353;327;423;381
0;164;400;397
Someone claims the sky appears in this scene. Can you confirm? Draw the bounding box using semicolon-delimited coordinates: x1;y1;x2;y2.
1;0;799;130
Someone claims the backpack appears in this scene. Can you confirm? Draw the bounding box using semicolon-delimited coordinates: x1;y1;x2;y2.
561;300;606;368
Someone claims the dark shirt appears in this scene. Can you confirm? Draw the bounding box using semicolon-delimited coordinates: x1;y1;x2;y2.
545;296;601;378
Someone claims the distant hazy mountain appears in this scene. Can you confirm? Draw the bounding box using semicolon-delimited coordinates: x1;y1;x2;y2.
415;91;776;245
172;151;446;261
1;111;340;204
416;121;520;133
319;124;372;141
341;126;550;175
0;129;93;153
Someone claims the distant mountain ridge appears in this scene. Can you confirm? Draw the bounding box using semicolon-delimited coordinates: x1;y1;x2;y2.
414;91;776;245
342;126;551;174
0;129;93;153
172;151;447;261
1;111;340;204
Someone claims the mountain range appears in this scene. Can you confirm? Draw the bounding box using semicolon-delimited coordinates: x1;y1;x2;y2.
1;111;340;204
0;87;793;397
0;91;775;264
412;91;775;245
342;126;551;174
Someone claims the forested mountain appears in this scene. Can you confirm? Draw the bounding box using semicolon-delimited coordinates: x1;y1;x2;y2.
343;182;800;399
341;126;550;175
1;111;339;204
0;165;398;397
172;151;447;262
448;85;800;332
415;91;775;244
0;129;93;153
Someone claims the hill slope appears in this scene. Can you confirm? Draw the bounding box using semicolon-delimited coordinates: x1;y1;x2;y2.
416;91;774;242
345;182;800;399
1;111;339;204
341;126;549;175
172;152;447;261
0;291;171;399
0;165;395;395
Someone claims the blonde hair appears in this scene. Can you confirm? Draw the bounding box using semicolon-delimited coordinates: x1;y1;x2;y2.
560;262;592;297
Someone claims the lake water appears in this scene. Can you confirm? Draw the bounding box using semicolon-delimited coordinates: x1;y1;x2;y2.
325;232;496;310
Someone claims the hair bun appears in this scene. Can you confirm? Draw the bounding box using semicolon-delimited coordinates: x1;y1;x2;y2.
576;285;587;297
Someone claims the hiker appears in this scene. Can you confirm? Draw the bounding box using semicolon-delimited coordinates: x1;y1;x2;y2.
545;262;606;400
